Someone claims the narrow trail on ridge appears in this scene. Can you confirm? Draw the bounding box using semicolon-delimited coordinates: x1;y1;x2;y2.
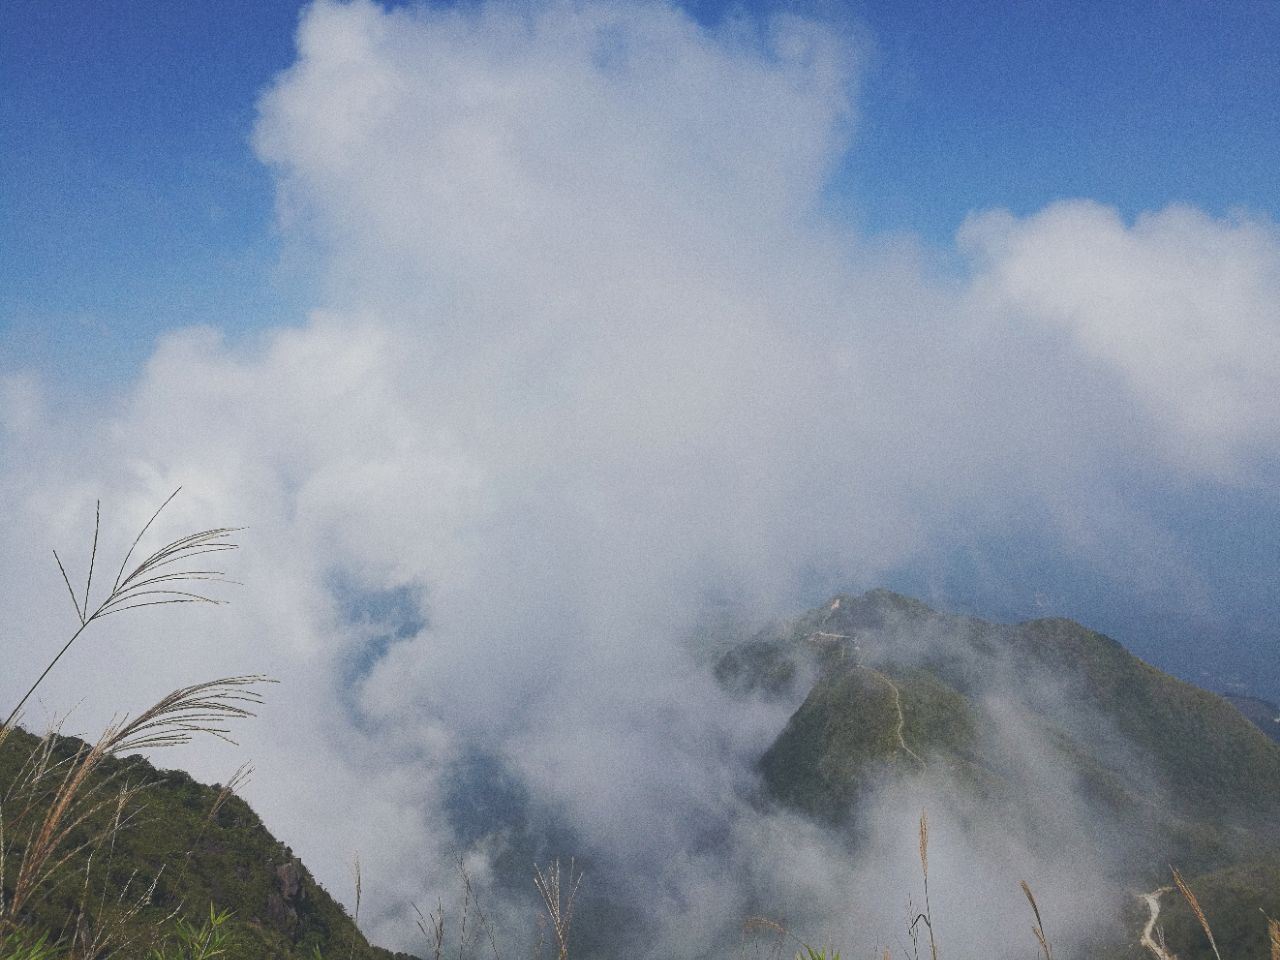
1139;887;1175;960
866;668;926;770
804;598;924;769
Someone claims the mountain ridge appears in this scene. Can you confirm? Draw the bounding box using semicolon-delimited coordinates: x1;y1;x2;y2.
5;588;1278;959
719;589;1280;958
0;725;419;960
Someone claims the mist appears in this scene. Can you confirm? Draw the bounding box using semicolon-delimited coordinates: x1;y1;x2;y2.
3;0;1280;956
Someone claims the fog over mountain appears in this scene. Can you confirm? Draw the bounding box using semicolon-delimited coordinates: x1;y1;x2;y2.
2;1;1280;956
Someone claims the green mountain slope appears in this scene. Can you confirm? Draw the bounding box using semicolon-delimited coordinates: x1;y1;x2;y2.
1223;693;1280;744
0;727;417;960
729;590;1280;956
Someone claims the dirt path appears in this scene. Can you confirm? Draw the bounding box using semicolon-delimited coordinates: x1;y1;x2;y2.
867;669;926;769
1139;887;1174;960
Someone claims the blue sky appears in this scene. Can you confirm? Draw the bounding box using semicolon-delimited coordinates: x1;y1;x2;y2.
833;0;1280;239
6;3;1280;944
2;0;304;383
6;0;1278;382
3;0;1280;700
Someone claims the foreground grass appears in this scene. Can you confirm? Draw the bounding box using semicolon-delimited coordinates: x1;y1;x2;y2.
0;495;401;959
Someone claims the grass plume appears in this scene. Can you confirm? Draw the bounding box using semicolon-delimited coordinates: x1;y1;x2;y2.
0;490;264;958
911;810;938;960
0;675;269;953
1020;880;1053;960
534;859;581;960
1172;867;1222;960
4;489;242;733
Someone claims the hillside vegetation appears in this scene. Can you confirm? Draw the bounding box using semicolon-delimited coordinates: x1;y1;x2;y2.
0;725;415;960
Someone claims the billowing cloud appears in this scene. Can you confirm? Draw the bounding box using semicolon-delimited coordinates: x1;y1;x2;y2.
963;201;1280;477
2;0;1279;956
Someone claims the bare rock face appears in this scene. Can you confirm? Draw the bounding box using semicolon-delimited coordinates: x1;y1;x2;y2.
267;857;306;931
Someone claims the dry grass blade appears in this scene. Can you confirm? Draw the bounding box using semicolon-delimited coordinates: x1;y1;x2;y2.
1020;881;1053;960
916;810;938;960
82;500;100;621
176;760;260;890
104;676;273;753
3;490;244;732
99;520;243;617
207;762;254;824
349;854;364;960
1171;867;1221;960
4;745;149;926
54;548;85;625
455;856;501;960
69;847;171;960
1;489;262;954
110;487;182;592
918;811;928;880
533;859;581;960
351;855;361;927
413;900;446;960
2;676;271;928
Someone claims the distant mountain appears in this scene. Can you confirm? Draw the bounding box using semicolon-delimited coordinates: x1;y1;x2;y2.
0;726;417;960
1223;692;1280;743
8;589;1278;960
719;589;1280;957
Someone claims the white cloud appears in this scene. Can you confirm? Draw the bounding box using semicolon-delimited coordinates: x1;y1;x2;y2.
962;200;1280;477
3;0;1279;955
